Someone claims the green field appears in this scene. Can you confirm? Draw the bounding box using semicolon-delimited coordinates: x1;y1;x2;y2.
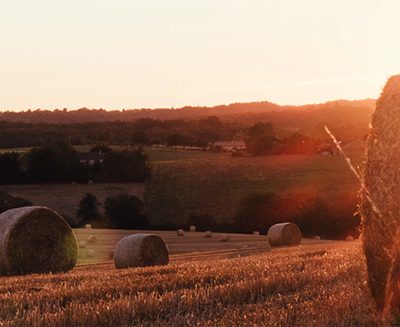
0;145;216;162
145;149;363;226
1;142;365;228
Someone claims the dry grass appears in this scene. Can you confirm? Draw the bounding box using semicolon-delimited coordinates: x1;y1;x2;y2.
73;228;273;265
0;241;376;326
1;183;144;224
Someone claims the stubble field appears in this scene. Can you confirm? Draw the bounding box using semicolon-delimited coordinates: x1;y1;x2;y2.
0;239;376;327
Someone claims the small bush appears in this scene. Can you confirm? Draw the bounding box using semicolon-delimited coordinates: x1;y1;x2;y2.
103;148;151;182
187;214;218;232
104;194;149;229
232;192;284;233
296;194;360;239
233;191;360;238
0;191;33;214
0;152;21;184
77;193;101;225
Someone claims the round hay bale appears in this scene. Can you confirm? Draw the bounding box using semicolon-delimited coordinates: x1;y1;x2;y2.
114;234;169;269
87;249;96;258
189;225;196;232
205;231;212;238
313;236;321;240
361;75;400;310
85;224;92;229
253;231;260;236
177;229;184;236
345;236;354;242
78;240;87;248
0;206;77;275
267;223;302;246
221;234;230;242
87;235;96;243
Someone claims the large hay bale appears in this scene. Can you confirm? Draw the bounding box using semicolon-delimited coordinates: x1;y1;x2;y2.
0;206;77;275
114;234;169;269
267;223;302;246
361;75;400;311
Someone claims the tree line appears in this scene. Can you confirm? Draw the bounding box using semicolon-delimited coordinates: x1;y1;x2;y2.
0;117;239;149
0;141;150;184
0;189;359;239
0;99;373;150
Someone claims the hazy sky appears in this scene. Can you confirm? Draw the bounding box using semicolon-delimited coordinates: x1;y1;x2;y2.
1;0;399;111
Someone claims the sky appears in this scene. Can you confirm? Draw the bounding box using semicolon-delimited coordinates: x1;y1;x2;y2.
0;0;399;111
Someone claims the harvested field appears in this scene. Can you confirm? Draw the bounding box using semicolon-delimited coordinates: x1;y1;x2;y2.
1;183;144;225
0;240;376;326
73;228;274;265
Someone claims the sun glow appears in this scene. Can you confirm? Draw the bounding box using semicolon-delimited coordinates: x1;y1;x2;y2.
0;0;399;110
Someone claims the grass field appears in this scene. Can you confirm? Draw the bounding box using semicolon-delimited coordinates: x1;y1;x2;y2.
2;144;365;228
146;151;363;225
0;145;216;162
0;238;376;326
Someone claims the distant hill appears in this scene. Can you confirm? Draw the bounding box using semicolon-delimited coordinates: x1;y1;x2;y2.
0;99;375;126
0;99;375;148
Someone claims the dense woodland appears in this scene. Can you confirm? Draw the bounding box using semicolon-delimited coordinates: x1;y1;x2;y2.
0;99;374;149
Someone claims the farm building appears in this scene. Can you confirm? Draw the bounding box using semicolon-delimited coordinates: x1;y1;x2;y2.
77;152;104;165
212;141;246;152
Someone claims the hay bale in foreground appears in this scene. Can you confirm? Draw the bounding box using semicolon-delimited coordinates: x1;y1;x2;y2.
0;206;77;275
361;75;400;311
114;234;169;269
267;223;302;246
177;229;184;236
